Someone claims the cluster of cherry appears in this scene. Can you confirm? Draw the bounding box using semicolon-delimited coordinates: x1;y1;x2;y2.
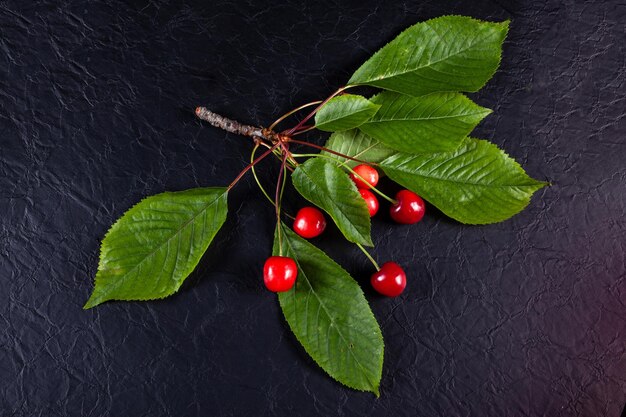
264;163;426;297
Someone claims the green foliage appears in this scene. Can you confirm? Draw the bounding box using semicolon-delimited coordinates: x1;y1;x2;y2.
84;13;547;397
315;94;380;132
292;158;373;246
275;224;383;395
381;138;547;224
359;91;491;153
348;16;509;96
84;188;228;308
322;129;395;168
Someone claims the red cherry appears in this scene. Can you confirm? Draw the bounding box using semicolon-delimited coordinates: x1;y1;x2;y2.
359;189;379;217
370;262;406;297
293;207;326;238
389;190;425;224
350;164;379;189
264;256;298;292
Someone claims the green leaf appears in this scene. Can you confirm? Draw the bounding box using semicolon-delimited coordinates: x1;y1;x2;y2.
292;158;373;246
358;91;491;153
314;94;380;132
348;16;509;96
381;138;547;224
275;224;383;395
322;129;395;169
84;188;228;308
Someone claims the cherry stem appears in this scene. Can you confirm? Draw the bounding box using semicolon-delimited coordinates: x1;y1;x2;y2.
278;145;289;205
228;142;281;191
275;146;289;256
283;86;352;136
356;243;380;271
291;125;316;136
251;146;280;203
250;145;296;219
288;139;379;166
269;101;323;132
343;166;397;204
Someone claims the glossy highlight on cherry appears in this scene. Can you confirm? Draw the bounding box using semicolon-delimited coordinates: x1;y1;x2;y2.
390;190;426;224
84;15;545;396
359;189;379;217
370;262;407;297
350;164;379;189
293;206;327;238
264;256;298;292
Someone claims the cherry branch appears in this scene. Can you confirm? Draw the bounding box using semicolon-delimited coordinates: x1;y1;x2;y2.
195;107;267;140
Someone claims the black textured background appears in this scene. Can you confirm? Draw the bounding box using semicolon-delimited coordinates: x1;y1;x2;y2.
1;1;625;416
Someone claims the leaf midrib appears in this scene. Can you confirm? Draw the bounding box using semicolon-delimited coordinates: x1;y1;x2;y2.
349;142;383;161
98;191;225;286
355;23;497;83
324;133;386;164
365;109;489;123
384;163;543;189
281;225;378;392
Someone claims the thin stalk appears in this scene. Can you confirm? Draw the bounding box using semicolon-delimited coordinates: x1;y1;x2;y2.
269;101;323;131
291;125;316;136
250;144;276;206
283;86;353;136
275;149;289;255
250;144;296;219
228;142;281;191
356;243;380;271
288;139;378;166
278;142;291;200
257;140;274;151
271;145;297;169
345;168;396;204
279;157;288;204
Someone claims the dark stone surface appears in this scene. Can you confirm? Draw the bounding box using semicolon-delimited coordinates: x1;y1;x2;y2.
1;1;624;415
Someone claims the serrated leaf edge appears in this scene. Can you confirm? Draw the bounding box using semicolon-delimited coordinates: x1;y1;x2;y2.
365;91;492;123
315;95;381;132
381;138;548;224
347;15;510;95
277;223;383;395
84;188;228;309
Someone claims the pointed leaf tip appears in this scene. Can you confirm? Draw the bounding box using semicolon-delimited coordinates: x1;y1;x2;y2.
275;224;383;394
84;187;229;307
348;15;510;96
381;138;546;224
